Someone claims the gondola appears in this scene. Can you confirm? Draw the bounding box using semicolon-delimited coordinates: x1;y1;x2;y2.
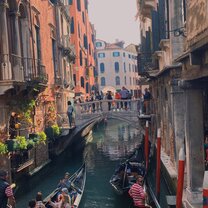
109;140;146;195
44;162;86;208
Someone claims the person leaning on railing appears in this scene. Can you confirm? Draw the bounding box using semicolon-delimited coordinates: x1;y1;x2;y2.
143;88;152;115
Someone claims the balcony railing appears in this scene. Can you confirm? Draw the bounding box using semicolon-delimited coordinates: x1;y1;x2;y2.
0;54;48;84
60;35;71;49
138;53;157;75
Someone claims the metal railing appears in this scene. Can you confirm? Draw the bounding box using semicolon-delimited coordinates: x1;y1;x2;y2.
0;54;48;84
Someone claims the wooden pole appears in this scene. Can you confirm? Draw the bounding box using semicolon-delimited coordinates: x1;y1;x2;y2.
145;120;149;170
203;171;208;208
176;147;185;208
156;128;161;201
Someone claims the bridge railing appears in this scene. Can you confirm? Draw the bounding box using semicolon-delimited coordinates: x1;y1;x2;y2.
75;99;142;116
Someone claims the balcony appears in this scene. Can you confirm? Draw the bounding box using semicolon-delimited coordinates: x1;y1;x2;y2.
138;53;157;76
139;0;157;18
23;58;48;85
0;54;48;95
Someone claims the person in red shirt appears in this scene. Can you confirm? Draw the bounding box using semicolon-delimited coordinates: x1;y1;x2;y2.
128;175;147;208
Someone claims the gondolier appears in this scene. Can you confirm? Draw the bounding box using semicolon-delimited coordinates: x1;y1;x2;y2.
128;175;147;208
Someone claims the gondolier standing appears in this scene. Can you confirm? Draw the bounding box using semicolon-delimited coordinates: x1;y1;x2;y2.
128;175;147;208
0;169;16;208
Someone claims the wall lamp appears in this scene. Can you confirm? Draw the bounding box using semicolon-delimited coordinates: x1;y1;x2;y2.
168;27;186;37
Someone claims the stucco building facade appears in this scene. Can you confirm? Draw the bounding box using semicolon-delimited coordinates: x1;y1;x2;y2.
95;39;140;97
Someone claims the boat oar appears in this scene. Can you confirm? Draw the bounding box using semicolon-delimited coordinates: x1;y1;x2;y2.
122;162;128;188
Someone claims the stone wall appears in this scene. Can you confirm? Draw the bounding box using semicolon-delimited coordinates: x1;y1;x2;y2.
28;142;49;173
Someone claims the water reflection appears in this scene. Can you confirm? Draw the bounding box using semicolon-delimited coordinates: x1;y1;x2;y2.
95;120;142;161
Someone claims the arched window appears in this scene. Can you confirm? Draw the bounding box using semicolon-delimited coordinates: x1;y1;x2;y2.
123;62;126;73
115;76;120;86
70;17;74;33
79;50;82;66
124;76;126;85
101;77;105;86
81;76;84;88
100;63;105;73
115;62;119;73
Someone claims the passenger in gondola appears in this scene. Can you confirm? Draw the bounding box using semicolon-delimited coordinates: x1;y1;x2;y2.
35;192;46;208
28;199;36;208
49;188;71;208
57;172;71;189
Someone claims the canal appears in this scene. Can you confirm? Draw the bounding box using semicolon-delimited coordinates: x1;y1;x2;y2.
16;119;143;207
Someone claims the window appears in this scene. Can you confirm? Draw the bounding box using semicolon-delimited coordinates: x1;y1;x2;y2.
129;64;131;72
81;76;84;88
52;39;56;73
83;34;88;49
128;54;131;59
115;62;119;73
86;82;89;93
124;62;126;73
78;23;80;38
89;44;91;55
82;12;85;24
101;77;105;86
98;53;105;58
73;74;76;86
68;0;73;5
124;76;126;85
84;0;88;11
115;76;120;86
70;17;74;34
35;25;41;60
113;51;120;57
96;42;102;47
100;63;105;73
123;52;125;57
79;50;82;66
77;0;81;11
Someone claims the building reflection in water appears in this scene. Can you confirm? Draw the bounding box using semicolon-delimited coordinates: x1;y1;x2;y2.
84;119;143;172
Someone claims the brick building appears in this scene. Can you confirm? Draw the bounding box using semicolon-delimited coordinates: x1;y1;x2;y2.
69;0;97;97
0;0;75;180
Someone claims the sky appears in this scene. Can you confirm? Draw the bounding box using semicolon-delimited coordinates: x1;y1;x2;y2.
88;0;140;46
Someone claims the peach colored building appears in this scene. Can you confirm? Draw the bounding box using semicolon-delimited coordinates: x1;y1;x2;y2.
69;0;96;97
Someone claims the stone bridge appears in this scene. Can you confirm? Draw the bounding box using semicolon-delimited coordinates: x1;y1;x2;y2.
74;99;142;129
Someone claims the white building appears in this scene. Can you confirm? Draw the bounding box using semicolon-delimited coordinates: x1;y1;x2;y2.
95;39;140;97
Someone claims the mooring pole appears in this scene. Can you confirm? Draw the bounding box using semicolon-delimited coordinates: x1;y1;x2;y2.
176;147;185;208
203;171;208;208
145;120;149;170
156;128;161;201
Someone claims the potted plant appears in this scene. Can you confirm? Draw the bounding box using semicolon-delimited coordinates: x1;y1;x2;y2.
51;124;61;137
0;142;8;155
37;131;47;144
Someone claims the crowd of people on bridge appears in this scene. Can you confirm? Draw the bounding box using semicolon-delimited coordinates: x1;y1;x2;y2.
69;87;152;115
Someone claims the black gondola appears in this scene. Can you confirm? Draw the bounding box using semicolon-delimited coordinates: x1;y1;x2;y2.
109;140;146;195
44;162;86;208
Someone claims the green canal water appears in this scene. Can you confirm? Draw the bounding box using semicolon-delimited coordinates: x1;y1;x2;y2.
16;119;143;208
